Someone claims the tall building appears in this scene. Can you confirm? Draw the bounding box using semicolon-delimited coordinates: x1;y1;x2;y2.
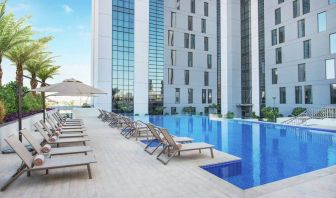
92;0;336;116
265;0;336;116
92;0;217;115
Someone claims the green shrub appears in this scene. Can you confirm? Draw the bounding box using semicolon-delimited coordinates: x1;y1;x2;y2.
134;113;139;116
182;106;196;115
261;107;279;122
226;112;235;119
291;107;306;116
217;114;223;118
23;93;43;112
82;103;91;108
0;100;6;124
251;111;259;119
164;112;169;116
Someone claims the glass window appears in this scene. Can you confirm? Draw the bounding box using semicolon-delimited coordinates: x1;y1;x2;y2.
171;50;176;65
190;34;195;49
171;12;176;27
204;37;209;51
204;71;209;86
275;8;281;25
201;19;206;33
318;12;326;32
175;88;180;104
298;63;306;82
272;29;277;46
188;16;193;31
188;52;193;67
202;89;206;103
168;68;173;84
280;87;286;104
293;0;300;18
272;68;278;84
191;0;195;13
207;54;212;69
298;19;305;38
168;30;174;46
176;0;180;10
330;0;336;4
304;85;313;104
276;47;282;64
279;26;285;43
184;70;190;85
204;2;209;16
303;40;311;59
295;86;303;104
330;33;336;54
278;0;284;3
208;89;212;103
184;33;189;48
331;84;336;104
302;0;310;14
171;107;177;114
188;88;193;104
326;59;335;79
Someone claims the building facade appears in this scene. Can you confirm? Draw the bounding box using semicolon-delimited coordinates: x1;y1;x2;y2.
265;0;336;116
92;0;336;116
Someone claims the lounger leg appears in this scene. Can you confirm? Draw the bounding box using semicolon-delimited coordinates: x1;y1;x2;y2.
210;148;214;158
1;164;26;191
83;142;86;146
46;169;49;174
199;149;202;154
87;164;92;179
27;171;31;177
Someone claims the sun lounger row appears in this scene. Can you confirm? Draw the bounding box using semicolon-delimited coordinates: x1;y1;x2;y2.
1;111;97;191
98;109;214;165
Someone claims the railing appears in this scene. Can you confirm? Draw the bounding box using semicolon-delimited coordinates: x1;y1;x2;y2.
282;107;336;125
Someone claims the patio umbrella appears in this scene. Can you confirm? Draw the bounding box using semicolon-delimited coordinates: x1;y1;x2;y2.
33;78;106;94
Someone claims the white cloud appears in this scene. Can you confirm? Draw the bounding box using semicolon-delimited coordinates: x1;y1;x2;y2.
8;3;30;12
63;4;73;13
34;27;64;33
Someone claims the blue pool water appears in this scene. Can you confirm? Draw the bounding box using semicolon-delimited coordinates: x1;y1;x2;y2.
135;115;336;189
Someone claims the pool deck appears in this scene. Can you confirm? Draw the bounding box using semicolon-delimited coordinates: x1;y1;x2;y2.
0;116;335;198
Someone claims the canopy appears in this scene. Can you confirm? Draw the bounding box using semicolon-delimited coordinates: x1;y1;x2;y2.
33;78;106;95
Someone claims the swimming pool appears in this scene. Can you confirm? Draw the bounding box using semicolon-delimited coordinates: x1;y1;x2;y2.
135;115;336;189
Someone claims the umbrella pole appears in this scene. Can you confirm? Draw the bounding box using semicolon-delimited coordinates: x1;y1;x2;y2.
17;83;23;142
42;92;46;122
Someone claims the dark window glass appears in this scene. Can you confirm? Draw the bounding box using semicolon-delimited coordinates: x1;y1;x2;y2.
204;71;209;86
191;0;195;13
188;16;193;31
204;37;209;51
188;52;193;67
176;0;180;10
171;107;177;114
272;29;277;46
171;50;176;65
279;26;285;43
184;70;190;85
302;0;310;14
280;87;286;104
204;2;209;16
201;19;206;33
208;89;212;103
184;33;189;48
298;63;306;82
295;86;303;104
303;40;311;59
188;88;193;103
207;54;212;69
293;0;300;18
304;85;313;104
278;0;284;3
202;89;206;103
190;34;195;49
272;68;278;84
275;8;281;25
168;68;173;84
276;47;282;64
175;88;180;104
331;84;336;104
298;19;305;38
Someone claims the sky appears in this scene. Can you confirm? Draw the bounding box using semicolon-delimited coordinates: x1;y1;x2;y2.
2;0;92;86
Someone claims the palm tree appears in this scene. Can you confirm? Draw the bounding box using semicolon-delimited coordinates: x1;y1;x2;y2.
5;36;52;87
37;65;60;87
25;53;54;95
0;0;32;86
